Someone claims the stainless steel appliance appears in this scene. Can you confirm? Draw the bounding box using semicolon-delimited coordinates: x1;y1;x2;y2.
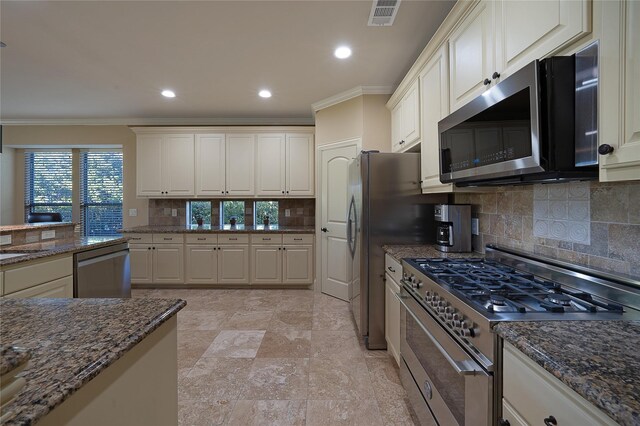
348;151;445;349
435;204;471;253
74;242;131;298
398;245;640;425
438;44;600;186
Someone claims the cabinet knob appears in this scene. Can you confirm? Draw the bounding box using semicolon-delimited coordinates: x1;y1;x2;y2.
286;191;289;194
543;416;557;426
147;247;151;250
499;420;510;426
321;227;328;233
492;71;501;80
598;144;614;155
399;140;405;145
282;191;285;194
221;191;225;194
483;78;491;86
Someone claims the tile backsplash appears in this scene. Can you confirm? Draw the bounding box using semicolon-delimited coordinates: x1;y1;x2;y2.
149;198;315;227
454;181;640;277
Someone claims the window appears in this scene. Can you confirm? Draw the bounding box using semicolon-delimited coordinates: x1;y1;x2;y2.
221;201;245;225
25;151;73;222
255;201;279;225
187;201;212;226
80;151;123;236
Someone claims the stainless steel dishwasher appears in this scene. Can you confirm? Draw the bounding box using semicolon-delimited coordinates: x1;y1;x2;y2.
74;243;131;298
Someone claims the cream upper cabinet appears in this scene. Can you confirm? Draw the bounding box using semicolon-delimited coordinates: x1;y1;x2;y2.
226;134;255;196
286;133;314;196
391;79;421;152
599;0;640;182
495;0;591;80
448;0;495;112
137;133;195;197
256;134;286;196
420;45;452;193
195;134;226;196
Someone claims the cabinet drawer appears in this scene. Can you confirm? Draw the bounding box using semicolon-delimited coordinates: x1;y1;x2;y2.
4;256;73;295
5;275;73;299
152;234;184;244
251;234;283;245
218;234;249;245
126;233;153;244
186;234;218;244
384;254;403;284
283;234;313;245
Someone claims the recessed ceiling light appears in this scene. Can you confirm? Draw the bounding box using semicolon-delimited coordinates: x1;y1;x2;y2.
334;46;352;59
161;89;176;98
259;89;272;98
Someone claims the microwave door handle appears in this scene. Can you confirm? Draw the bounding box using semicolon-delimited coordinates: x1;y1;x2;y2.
396;293;484;376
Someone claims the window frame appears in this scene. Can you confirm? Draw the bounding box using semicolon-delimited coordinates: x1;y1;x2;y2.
186;200;212;226
254;200;279;225
24;150;73;222
220;200;246;225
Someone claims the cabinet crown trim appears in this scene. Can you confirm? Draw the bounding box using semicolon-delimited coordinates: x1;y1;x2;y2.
131;126;315;134
312;85;393;113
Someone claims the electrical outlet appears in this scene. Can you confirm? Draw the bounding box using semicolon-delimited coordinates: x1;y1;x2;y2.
285;209;291;217
0;235;11;245
171;209;177;217
41;230;56;240
471;218;479;236
128;208;138;217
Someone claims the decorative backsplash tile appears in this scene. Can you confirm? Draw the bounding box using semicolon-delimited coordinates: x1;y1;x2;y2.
533;182;590;244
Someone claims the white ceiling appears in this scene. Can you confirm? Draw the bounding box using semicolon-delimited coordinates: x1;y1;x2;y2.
0;0;455;124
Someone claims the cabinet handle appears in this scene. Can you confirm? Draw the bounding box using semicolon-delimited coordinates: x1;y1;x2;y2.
598;144;614;155
294;238;302;241
262;238;271;240
197;238;206;241
492;71;501;80
229;238;237;240
544;416;557;426
387;266;396;273
131;237;141;240
321;227;328;233
163;238;172;240
483;78;491;86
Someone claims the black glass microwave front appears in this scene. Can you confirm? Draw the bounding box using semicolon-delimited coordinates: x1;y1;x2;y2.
438;56;597;185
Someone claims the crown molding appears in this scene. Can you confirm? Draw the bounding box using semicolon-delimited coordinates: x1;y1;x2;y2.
311;85;393;113
0;116;315;126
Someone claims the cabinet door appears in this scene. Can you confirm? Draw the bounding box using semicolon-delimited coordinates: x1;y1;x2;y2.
129;244;153;284
495;0;590;79
391;103;403;152
401;80;421;148
286;134;314;196
226;134;255;196
385;274;401;365
185;244;218;284
136;134;164;196
152;244;184;284
600;1;640;182
4;276;73;298
420;45;453;193
282;245;313;285
195;134;226;196
251;245;282;284
449;0;495;112
256;134;286;196
163;134;195;197
218;245;249;284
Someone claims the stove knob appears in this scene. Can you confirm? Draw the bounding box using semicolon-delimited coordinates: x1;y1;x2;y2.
452;313;461;322
424;291;432;301
445;312;454;320
437;300;447;308
460;321;475;337
444;306;454;314
453;320;462;328
438;306;446;314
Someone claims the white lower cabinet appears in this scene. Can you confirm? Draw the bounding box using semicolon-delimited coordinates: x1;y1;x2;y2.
282;245;313;284
129;244;154;284
501;341;617;426
185;245;218;284
2;255;73;298
384;254;402;365
129;234;184;285
153;244;184;284
4;276;73;298
251;245;282;284
218;245;250;284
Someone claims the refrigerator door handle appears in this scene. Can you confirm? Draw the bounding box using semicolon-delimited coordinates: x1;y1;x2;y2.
348;195;357;257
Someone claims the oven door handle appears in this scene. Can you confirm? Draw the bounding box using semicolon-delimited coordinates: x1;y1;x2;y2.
396;292;484;376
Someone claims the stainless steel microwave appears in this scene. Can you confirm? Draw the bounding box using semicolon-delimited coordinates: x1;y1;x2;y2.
438;44;599;186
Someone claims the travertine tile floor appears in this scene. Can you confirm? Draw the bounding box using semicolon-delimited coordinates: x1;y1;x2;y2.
132;288;418;425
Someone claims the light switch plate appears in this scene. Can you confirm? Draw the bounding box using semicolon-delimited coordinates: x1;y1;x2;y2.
171;209;177;217
285;209;291;217
0;235;11;245
128;208;138;217
41;230;56;240
471;218;479;236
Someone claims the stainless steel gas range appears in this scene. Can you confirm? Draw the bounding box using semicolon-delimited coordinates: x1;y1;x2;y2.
397;245;640;426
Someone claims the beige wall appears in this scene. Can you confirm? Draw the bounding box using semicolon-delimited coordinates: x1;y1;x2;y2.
315;94;391;150
0;148;16;225
1;125;148;228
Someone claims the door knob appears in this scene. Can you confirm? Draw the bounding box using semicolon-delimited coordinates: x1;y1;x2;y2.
321;227;328;232
598;144;614;155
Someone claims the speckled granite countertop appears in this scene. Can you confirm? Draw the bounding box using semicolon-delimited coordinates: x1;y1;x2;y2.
0;223;76;233
382;244;482;262
0;345;31;376
120;225;316;234
0;236;127;267
0;298;186;426
495;321;640;425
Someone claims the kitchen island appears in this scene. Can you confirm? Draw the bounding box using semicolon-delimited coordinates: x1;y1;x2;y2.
0;297;185;426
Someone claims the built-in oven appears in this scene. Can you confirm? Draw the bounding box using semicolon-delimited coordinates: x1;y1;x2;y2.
397;286;492;426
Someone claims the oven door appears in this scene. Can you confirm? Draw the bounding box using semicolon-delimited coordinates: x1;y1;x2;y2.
398;287;492;426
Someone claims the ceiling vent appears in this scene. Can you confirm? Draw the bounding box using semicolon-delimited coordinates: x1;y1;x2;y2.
368;0;401;26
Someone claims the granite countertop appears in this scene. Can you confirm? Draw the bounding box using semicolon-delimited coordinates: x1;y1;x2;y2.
494;321;640;425
0;298;186;426
0;223;76;233
0;236;127;267
0;345;31;376
382;244;483;262
120;224;316;234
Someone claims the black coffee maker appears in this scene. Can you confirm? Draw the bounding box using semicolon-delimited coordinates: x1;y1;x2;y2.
435;204;471;253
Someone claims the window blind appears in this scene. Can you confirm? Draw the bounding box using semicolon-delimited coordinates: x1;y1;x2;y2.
24;151;73;222
80;151;123;236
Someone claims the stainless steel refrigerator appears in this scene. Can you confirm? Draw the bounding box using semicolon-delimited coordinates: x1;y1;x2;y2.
348;151;445;349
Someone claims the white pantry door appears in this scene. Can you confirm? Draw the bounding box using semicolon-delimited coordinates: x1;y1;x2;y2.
319;140;359;301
